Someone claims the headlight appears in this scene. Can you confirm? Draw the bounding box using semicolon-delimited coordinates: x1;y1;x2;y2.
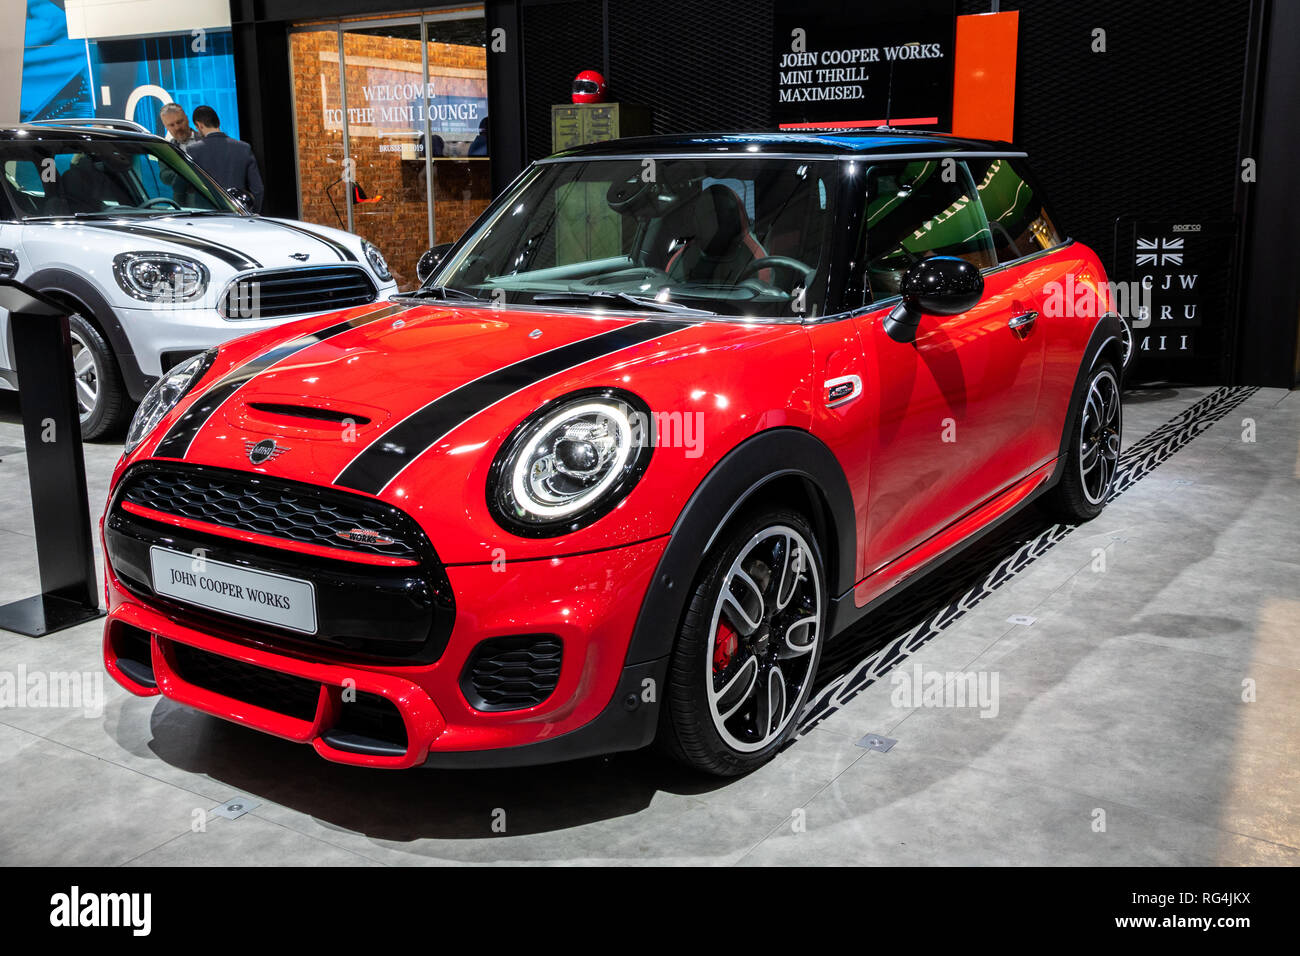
488;390;653;536
113;252;208;302
362;240;392;282
123;349;217;455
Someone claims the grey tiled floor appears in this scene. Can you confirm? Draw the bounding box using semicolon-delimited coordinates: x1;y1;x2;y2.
0;386;1296;865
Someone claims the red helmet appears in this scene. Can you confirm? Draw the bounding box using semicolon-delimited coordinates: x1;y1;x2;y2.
572;70;607;104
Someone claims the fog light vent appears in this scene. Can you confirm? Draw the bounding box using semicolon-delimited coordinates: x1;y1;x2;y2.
461;635;562;711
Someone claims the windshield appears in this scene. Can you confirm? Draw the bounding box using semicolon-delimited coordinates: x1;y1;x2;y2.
431;157;842;318
0;138;243;220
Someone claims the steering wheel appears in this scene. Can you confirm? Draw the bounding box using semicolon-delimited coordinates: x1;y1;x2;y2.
739;256;817;287
139;196;183;210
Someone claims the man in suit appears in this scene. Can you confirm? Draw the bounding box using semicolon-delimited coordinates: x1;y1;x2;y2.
185;106;265;213
158;103;202;206
159;103;202;148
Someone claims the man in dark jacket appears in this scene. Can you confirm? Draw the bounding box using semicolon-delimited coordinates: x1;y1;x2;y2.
185;106;265;212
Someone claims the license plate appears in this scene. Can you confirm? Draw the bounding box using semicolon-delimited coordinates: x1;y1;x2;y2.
149;546;317;635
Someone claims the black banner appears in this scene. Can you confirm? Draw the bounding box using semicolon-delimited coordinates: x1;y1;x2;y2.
773;0;956;131
2;867;1286;939
1113;217;1239;384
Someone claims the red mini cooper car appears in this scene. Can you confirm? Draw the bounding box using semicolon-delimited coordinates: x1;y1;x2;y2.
102;131;1124;776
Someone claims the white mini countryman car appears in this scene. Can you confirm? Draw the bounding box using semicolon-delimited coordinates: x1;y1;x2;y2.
0;121;397;438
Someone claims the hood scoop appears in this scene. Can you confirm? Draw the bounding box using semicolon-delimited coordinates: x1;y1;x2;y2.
223;393;390;441
247;402;373;426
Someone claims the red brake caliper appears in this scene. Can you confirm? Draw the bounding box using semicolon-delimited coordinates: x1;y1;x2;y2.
713;621;739;674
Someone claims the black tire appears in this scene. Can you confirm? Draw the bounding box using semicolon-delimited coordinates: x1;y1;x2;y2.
66;312;128;441
658;508;827;776
1044;361;1122;523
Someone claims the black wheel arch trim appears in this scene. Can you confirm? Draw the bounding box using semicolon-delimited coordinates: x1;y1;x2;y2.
1053;312;1125;472
624;427;857;667
20;268;152;401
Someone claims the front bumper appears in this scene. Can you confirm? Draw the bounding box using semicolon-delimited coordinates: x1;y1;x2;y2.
103;523;669;769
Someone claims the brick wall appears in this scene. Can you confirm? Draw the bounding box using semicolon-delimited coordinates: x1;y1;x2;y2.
289;30;491;289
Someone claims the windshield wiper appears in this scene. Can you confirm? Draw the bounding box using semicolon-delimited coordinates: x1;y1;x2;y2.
393;285;486;302
153;210;237;218
531;291;716;316
22;211;125;222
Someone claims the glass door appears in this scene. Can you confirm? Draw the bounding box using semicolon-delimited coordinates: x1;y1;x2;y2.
288;24;351;238
421;11;491;247
290;8;491;292
341;18;429;289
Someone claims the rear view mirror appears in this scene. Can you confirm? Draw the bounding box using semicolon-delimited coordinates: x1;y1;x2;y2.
225;186;254;211
883;256;984;343
417;243;454;283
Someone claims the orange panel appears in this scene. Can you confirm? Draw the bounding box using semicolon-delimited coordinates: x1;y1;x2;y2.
951;11;1019;142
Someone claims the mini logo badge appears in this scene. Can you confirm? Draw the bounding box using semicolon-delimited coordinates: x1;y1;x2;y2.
289;252;310;261
336;528;398;547
244;438;287;464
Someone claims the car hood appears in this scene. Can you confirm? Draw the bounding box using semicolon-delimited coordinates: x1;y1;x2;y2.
27;214;370;274
130;299;811;561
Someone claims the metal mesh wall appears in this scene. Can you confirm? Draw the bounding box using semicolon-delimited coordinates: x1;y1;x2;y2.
522;0;1251;276
606;1;776;137
520;0;776;160
520;0;606;161
965;0;1252;269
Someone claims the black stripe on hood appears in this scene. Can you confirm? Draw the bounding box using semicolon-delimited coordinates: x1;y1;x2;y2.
333;318;693;496
152;303;408;460
82;222;260;271
254;218;358;262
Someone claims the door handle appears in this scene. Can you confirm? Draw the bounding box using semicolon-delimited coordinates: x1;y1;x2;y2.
1008;311;1038;338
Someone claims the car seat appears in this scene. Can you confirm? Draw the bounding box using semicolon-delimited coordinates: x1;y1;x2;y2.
665;183;770;285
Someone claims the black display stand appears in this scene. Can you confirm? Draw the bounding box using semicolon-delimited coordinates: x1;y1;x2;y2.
0;279;103;636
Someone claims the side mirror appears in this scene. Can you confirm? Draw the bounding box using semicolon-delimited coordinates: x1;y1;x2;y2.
882;256;984;343
416;242;454;283
225;186;254;211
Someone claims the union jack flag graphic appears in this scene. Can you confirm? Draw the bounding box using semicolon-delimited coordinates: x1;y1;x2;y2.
1136;236;1184;267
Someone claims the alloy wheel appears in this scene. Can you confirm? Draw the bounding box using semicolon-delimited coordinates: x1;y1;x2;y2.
706;525;822;753
1118;315;1134;368
69;327;99;423
1079;367;1121;505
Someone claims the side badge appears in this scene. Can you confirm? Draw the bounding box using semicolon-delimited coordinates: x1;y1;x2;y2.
823;374;862;408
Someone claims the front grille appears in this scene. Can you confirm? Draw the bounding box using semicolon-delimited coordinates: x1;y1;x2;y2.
170;641;320;721
219;266;377;320
107;462;455;665
120;464;419;561
462;636;563;711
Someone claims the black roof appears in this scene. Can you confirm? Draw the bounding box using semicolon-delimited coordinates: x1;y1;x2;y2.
551;128;1019;159
0;124;164;144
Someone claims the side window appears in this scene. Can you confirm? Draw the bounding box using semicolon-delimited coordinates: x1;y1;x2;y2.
966;157;1064;263
4;160;45;197
2;159;47;217
860;159;996;299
